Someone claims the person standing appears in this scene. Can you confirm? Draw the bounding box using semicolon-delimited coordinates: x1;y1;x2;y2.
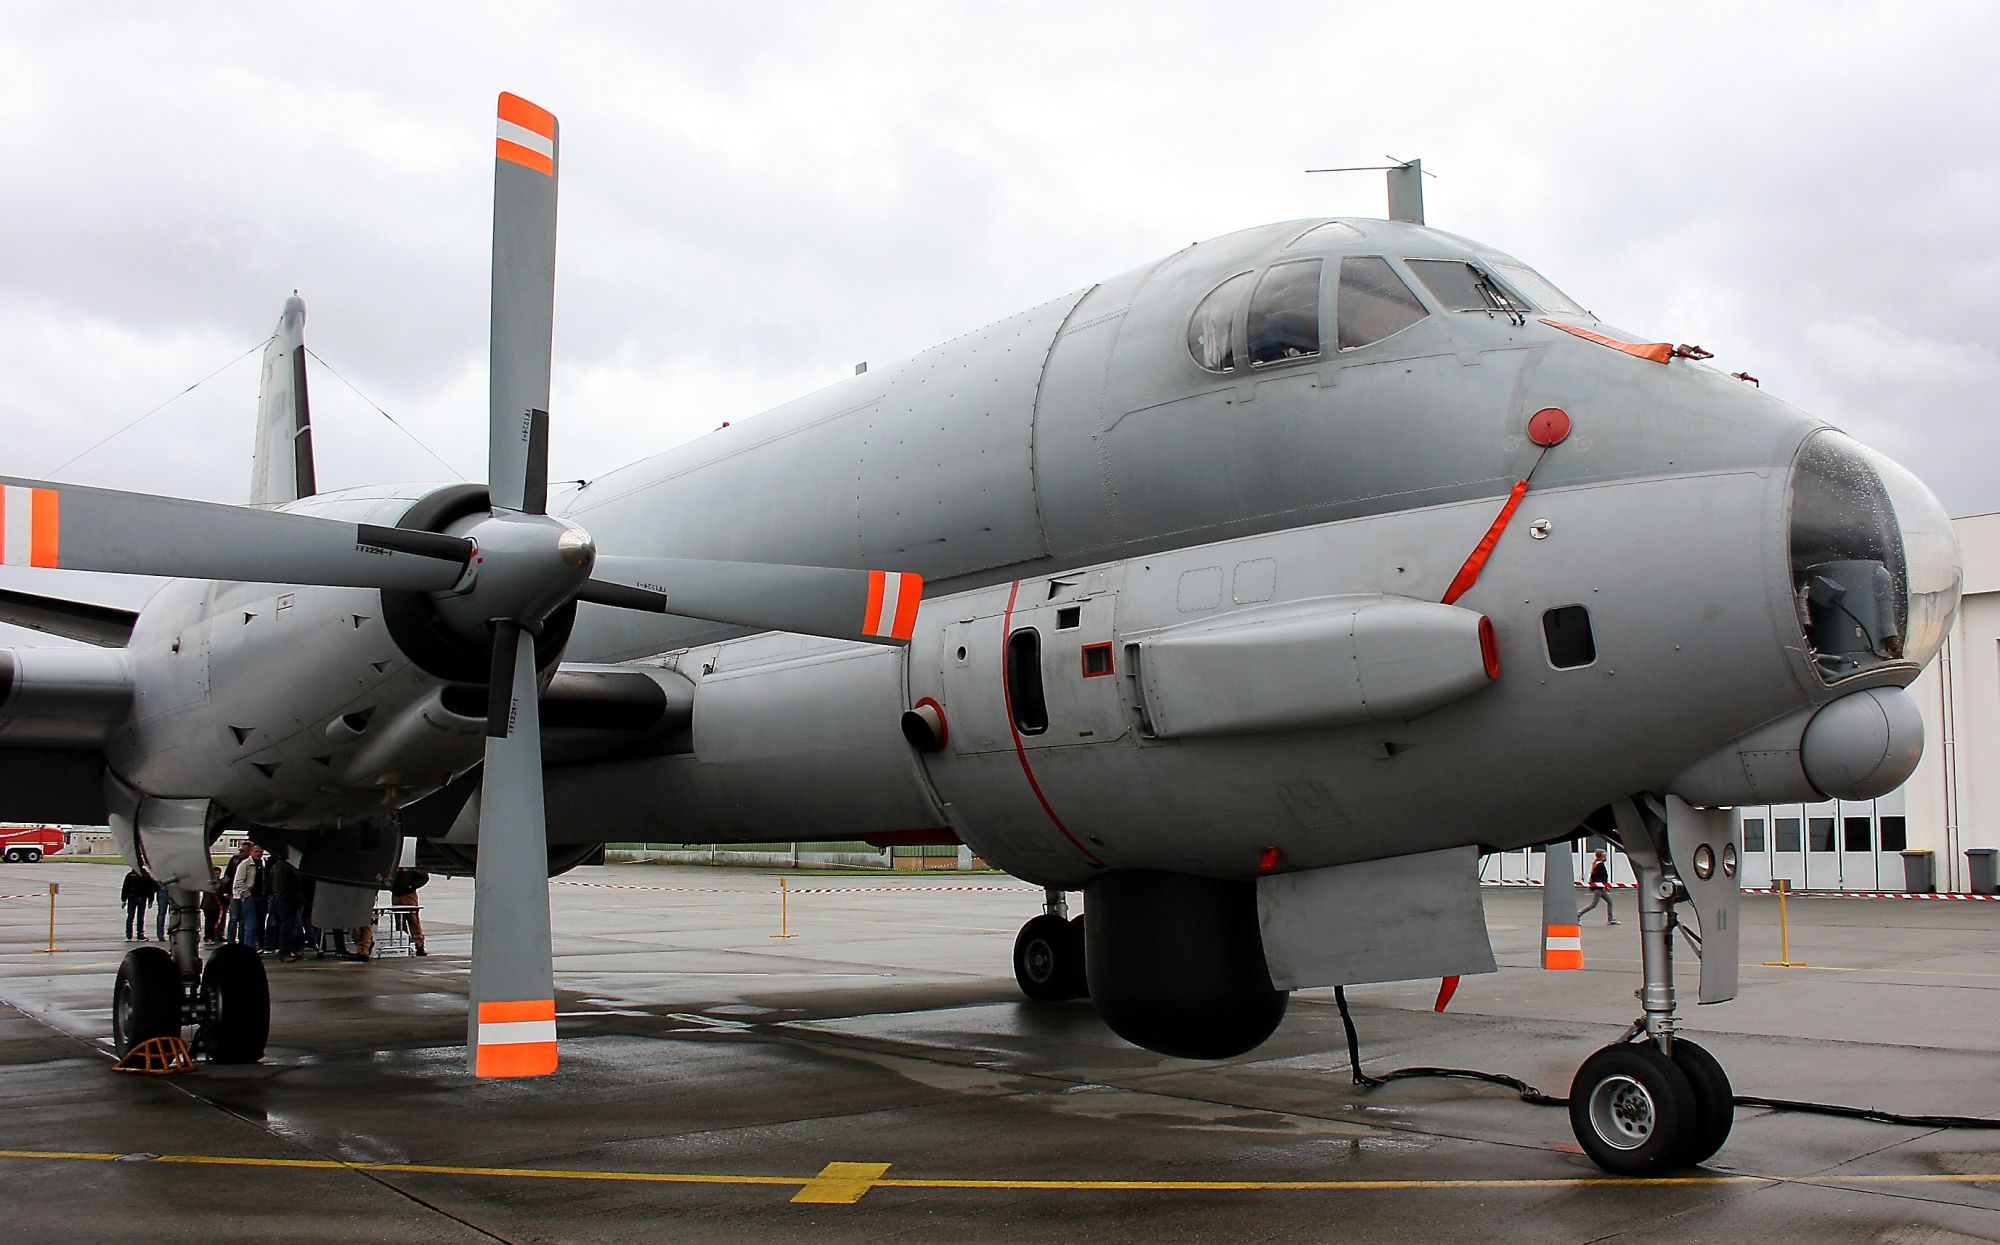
389;868;429;956
201;865;226;944
1577;848;1620;926
231;845;265;950
153;879;171;941
221;844;251;943
120;868;153;940
270;855;307;962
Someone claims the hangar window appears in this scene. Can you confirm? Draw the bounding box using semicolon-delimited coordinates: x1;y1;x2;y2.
1542;605;1596;669
1880;816;1907;852
1775;817;1803;853
1007;628;1048;735
1809;816;1836;852
1188;271;1253;372
1844;816;1873;852
1742;818;1766;852
1407;259;1534;318
1336;257;1428;349
1247;260;1322;366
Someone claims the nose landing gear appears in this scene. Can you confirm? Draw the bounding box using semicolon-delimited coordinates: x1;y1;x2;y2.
1569;797;1739;1174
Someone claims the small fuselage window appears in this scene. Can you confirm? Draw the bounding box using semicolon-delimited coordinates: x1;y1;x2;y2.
1336;256;1429;349
1247;260;1322;366
1188;271;1253;372
1407;259;1535;318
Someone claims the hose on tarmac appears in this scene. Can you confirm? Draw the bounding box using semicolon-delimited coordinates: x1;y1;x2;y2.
1332;985;2000;1129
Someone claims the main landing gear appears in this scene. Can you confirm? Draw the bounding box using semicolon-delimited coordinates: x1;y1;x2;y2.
1013;888;1087;1001
1568;804;1736;1174
112;882;268;1065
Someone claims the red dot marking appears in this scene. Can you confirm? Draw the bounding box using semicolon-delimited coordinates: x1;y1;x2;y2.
1527;407;1572;447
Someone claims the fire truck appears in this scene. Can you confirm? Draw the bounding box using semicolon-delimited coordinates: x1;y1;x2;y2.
0;826;65;863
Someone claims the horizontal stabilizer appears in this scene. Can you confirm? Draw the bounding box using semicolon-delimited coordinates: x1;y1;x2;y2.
0;586;137;647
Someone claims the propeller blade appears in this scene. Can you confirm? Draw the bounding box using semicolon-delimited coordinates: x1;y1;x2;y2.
488;92;559;516
467;620;558;1078
583;556;924;644
0;475;471;589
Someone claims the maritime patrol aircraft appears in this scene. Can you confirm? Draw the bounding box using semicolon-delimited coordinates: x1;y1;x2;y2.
0;95;1962;1175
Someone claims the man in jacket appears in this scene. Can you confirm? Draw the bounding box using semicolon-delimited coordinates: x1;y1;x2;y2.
230;845;265;950
120;869;153;940
270;856;307;961
1577;849;1620;926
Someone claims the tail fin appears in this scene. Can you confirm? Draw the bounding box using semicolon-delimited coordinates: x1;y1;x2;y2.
249;294;318;505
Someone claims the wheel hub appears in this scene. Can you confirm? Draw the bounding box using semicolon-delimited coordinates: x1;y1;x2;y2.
1589;1074;1657;1149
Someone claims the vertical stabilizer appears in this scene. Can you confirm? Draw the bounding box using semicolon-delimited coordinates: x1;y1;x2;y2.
249;294;317;505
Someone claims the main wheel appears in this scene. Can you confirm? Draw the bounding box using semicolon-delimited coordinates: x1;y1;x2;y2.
113;946;182;1055
1568;1042;1699;1176
1670;1038;1735;1166
1014;914;1080;1001
198;943;270;1064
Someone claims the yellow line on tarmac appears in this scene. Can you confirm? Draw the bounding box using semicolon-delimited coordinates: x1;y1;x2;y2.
1;1150;1995;1201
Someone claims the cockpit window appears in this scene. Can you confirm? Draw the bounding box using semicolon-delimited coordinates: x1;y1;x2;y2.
1407;259;1534;318
1491;261;1584;316
1188;271;1252;372
1286;221;1364;250
1246;260;1321;366
1336;256;1428;349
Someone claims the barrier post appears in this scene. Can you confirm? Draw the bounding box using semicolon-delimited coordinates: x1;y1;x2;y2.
1761;878;1806;967
771;876;797;939
37;881;66;954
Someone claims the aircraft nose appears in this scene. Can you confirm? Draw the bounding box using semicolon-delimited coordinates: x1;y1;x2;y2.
1787;430;1962;677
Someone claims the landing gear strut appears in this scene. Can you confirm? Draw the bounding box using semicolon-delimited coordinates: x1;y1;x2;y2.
111;880;268;1064
1013;888;1086;1001
1567;799;1736;1174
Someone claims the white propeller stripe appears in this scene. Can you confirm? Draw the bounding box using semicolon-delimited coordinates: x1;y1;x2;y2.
496;118;555;158
873;570;904;636
1;487;29;566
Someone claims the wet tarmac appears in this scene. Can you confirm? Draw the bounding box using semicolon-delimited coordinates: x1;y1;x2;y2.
3;860;1998;1243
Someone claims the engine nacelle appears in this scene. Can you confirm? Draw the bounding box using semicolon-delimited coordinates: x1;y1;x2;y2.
1084;870;1288;1059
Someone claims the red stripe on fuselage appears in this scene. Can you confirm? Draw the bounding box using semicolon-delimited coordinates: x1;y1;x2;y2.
1000;579;1103;868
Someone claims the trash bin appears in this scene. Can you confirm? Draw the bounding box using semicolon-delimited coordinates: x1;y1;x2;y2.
1900;849;1936;894
1968;848;1999;896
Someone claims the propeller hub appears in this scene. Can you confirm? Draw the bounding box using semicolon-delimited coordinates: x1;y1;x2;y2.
431;511;595;636
555;525;596;572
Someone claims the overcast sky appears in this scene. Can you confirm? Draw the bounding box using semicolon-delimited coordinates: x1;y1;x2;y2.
3;1;1997;624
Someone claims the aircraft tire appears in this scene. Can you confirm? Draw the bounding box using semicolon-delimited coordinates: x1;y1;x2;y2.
1014;914;1080;1001
1568;1042;1699;1176
113;946;182;1056
198;944;270;1064
1668;1038;1735;1166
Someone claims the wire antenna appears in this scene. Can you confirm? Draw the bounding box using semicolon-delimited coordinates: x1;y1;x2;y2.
1305;158;1435;224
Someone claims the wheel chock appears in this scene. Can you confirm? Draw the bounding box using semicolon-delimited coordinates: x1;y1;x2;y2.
113;1036;196;1076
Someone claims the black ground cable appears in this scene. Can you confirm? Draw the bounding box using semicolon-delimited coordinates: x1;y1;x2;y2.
1332;985;2000;1128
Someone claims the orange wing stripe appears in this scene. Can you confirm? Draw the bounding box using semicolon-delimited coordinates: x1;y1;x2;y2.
478;998;556;1024
29;489;58;568
497;93;557;140
475;1041;558;1078
890;573;922;640
496;138;555;177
